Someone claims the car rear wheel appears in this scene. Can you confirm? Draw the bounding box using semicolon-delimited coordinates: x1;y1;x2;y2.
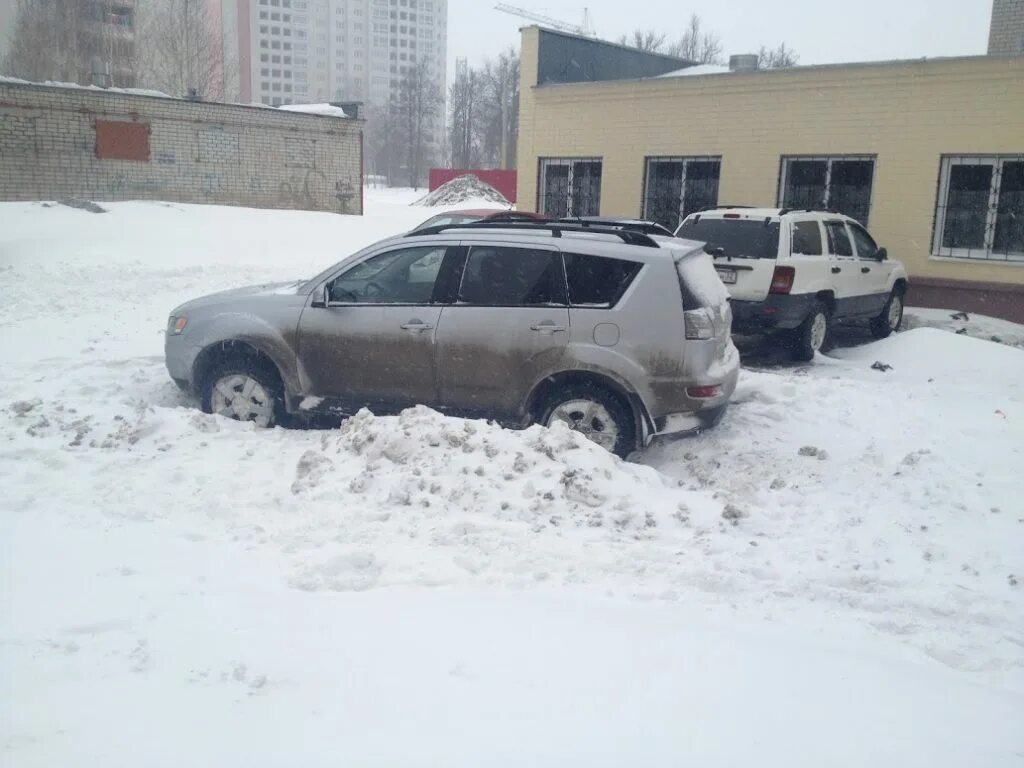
201;358;283;428
538;383;635;458
791;302;831;362
870;290;904;339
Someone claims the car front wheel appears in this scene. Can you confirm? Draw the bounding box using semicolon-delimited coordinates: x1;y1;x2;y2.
538;383;635;458
870;289;904;339
201;358;283;428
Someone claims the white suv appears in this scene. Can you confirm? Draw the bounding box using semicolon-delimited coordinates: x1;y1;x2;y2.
676;208;909;360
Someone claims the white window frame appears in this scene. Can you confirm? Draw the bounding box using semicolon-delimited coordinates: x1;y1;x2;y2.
538;157;602;217
932;154;1024;263
777;155;876;224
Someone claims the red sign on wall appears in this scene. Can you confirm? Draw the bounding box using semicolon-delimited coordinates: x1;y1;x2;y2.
95;120;150;161
429;169;518;203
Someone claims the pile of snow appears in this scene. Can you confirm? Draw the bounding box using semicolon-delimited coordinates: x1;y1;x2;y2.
657;63;732;78
277;102;350;118
904;306;1024;349
2;189;1023;765
413;174;511;207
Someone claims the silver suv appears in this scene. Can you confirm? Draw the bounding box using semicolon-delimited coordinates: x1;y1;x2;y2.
165;222;739;456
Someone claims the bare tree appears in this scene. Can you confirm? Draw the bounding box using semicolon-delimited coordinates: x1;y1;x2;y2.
446;47;520;171
448;63;481;168
616;29;668;53
392;56;443;187
3;0;136;86
668;14;723;64
135;0;231;99
758;42;799;69
481;48;519;169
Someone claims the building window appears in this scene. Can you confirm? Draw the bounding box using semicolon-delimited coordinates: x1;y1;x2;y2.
538;158;602;217
778;155;875;225
932;155;1024;262
642;156;721;232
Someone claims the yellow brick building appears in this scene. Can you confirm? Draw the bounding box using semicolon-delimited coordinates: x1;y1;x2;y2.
516;27;1024;321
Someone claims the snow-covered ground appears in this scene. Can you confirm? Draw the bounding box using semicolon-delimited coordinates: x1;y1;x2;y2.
1;190;1022;766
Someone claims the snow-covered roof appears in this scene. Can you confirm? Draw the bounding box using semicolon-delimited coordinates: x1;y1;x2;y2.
656;64;732;78
0;75;172;98
277;103;350;118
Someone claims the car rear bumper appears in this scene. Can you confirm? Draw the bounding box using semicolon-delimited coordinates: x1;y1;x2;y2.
730;295;816;332
649;340;740;440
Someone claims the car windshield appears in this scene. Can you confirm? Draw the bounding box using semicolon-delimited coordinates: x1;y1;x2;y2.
676;218;781;259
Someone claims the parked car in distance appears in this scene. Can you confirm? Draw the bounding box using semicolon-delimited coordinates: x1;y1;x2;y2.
559;216;676;237
412;208;548;232
676;208;909;361
165;221;739;457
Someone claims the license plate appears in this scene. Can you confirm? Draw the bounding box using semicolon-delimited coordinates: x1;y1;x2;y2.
716;268;737;284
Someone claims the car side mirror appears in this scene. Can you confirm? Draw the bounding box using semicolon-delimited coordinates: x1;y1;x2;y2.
876;247;888;261
311;283;328;307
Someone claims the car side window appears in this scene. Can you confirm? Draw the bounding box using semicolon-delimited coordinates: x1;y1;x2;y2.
849;222;879;259
791;220;823;256
328;246;447;304
458;246;566;306
563;252;641;308
824;221;854;257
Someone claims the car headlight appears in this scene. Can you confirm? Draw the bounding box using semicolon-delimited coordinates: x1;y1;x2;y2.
169;316;188;334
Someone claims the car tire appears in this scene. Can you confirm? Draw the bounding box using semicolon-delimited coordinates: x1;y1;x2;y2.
537;383;636;458
870;289;904;340
791;302;831;362
201;355;284;428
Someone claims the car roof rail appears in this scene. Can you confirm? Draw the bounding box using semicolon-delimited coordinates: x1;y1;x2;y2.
406;220;661;247
557;216;671;234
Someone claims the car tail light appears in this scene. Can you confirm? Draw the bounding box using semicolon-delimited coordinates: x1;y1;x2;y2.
684;308;715;340
686;385;723;399
769;266;795;294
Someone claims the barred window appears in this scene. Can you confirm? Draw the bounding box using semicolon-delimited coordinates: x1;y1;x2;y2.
538;158;602;217
933;155;1024;262
778;155;875;225
642;156;721;232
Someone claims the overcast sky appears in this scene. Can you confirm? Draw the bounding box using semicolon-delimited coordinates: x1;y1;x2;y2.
446;0;994;76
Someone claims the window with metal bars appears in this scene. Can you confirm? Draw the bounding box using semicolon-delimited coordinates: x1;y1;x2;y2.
538;158;602;217
642;156;721;232
932;155;1024;262
778;155;875;225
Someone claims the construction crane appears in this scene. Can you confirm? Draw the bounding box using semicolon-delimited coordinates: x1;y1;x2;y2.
494;3;595;37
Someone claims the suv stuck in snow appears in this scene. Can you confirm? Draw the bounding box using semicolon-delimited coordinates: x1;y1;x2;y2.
165;221;739;456
677;208;909;360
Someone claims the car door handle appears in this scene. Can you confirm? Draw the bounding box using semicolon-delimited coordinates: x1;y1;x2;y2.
400;321;433;332
530;322;566;333
831;267;842;274
861;267;871;273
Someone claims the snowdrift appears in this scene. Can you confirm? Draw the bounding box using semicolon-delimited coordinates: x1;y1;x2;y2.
413;174;511;207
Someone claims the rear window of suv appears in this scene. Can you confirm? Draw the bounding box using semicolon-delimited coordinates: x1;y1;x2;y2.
676;217;781;259
563;252;641;308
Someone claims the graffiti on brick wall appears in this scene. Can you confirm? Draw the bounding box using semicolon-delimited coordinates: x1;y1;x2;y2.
278;169;357;212
107;173;169;196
